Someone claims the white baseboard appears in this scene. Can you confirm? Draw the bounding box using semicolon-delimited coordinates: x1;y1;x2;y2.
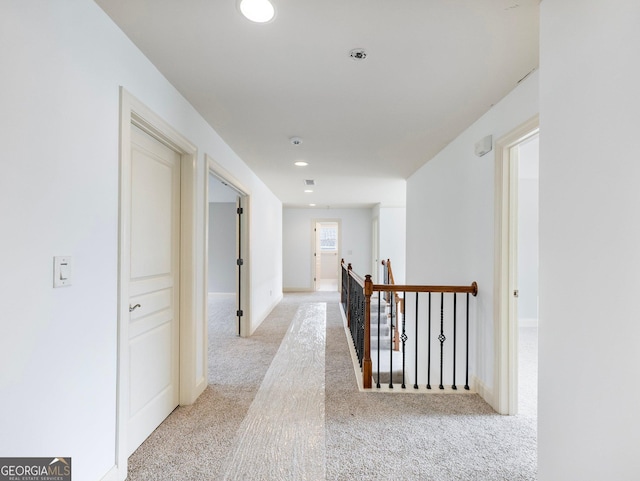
472;375;497;412
208;291;235;298
519;318;538;328
250;293;284;335
99;465;120;481
283;287;314;292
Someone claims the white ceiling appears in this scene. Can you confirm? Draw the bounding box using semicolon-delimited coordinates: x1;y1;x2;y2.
96;0;539;208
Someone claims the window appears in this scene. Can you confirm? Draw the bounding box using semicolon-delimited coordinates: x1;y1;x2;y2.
319;225;337;251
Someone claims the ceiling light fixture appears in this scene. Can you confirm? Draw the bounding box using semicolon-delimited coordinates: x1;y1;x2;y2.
239;0;275;23
309;204;316;207
294;161;308;167
304;189;313;193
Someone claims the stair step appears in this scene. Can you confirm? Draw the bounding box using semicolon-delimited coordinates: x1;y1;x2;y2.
370;325;390;335
371;337;394;350
371;348;404;384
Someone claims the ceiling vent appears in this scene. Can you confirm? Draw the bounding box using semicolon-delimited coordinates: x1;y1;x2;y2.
304;179;315;186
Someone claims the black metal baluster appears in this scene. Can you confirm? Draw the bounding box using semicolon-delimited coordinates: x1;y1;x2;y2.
350;281;355;353
359;291;365;367
377;291;381;389
401;292;407;389
414;293;419;389
439;292;445;390
389;292;394;389
452;293;457;390
465;292;470;390
427;293;432;390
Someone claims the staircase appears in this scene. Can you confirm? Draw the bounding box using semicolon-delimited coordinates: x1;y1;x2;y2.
369;294;403;385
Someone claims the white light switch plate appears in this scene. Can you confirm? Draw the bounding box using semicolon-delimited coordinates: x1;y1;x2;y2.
54;256;72;287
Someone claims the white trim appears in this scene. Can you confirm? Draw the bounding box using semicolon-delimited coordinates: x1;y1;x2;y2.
117;89;204;479
372;216;380;283
493;115;539;415
99;466;119;481
472;375;494;408
249;294;283;336
206;155;252;337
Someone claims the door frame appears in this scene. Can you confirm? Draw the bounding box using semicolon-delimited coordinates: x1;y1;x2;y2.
312;219;341;291
205;154;251;337
116;89;203;479
493;114;539;415
372;216;380;283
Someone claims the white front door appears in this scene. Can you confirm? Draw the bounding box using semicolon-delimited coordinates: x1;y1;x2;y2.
127;125;181;455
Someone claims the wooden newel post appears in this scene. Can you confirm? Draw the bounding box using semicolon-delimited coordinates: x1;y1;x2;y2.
363;274;373;389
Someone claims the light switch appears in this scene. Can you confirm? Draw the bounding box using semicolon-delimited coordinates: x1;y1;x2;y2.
54;256;72;287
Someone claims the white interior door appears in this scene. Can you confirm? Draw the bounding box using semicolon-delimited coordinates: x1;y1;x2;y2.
127;125;180;455
314;223;322;290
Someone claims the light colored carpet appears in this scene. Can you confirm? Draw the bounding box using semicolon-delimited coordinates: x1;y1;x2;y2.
125;291;536;481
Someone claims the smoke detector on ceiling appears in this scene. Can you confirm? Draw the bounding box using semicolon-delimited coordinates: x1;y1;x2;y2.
349;48;368;61
290;136;303;146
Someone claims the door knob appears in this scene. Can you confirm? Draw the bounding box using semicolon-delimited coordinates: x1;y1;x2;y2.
129;303;141;312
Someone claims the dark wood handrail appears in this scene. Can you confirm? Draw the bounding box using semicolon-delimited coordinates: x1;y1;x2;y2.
381;259;396;285
372;282;478;296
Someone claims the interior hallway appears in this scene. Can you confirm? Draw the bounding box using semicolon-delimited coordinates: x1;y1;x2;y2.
125;292;536;480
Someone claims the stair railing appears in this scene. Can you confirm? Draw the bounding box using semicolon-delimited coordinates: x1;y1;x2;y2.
341;259;478;390
341;260;371;382
381;259;401;351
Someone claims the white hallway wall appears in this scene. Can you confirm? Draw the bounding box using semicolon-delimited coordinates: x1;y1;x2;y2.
538;1;640;479
0;2;282;481
283;207;372;290
208;203;237;293
406;71;539;396
374;205;407;284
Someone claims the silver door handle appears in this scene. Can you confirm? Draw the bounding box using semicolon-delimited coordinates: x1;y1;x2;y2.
129;303;141;312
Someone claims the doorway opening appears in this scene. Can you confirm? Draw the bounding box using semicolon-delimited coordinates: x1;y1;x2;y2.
494;115;539;415
514;134;539;417
314;220;341;291
206;156;250;338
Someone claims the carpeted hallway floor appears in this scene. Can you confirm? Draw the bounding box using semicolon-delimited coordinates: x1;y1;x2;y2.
125;292;536;480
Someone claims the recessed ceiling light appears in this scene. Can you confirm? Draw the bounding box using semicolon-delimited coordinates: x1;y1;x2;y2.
309;204;316;207
304;189;313;193
294;161;308;167
239;0;275;23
